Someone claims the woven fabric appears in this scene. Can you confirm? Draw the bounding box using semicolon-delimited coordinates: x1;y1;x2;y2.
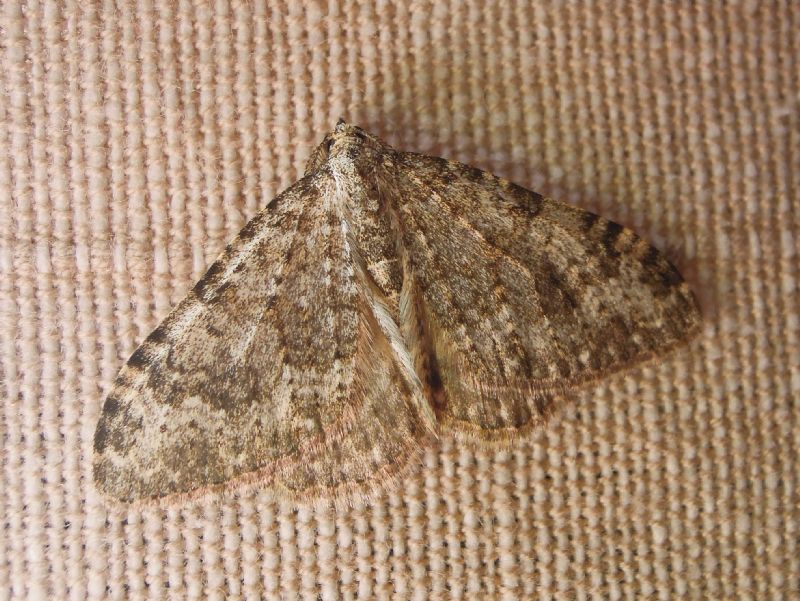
1;1;798;599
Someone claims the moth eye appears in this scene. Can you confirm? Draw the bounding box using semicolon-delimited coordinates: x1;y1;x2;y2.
325;138;335;152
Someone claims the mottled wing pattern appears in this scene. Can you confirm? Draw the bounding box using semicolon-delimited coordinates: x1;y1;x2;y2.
393;153;700;436
275;360;428;499
93;173;426;502
95;123;701;504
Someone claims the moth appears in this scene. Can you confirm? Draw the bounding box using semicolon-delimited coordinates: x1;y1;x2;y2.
93;122;700;504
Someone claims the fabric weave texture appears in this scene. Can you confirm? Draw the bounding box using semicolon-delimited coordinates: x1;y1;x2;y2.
1;1;798;599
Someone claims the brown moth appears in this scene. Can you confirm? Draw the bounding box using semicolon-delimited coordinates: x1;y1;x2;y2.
93;122;701;504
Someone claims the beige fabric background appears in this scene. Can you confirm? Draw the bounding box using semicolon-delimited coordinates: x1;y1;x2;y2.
1;1;798;599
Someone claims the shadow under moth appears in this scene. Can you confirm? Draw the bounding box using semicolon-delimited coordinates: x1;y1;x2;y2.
93;122;701;505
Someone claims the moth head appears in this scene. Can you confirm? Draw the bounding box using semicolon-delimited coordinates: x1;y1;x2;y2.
304;122;392;175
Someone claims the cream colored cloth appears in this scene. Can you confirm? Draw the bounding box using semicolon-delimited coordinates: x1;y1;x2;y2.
1;2;798;599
